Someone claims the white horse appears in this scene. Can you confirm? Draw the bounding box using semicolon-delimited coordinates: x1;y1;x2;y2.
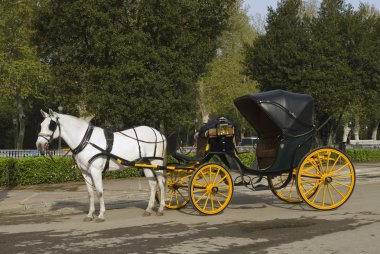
36;109;167;222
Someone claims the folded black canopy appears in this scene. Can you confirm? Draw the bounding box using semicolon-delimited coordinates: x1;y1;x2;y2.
234;90;314;138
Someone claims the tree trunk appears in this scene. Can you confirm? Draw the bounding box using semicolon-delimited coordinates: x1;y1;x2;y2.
371;122;378;140
159;120;165;134
15;92;26;149
201;111;209;125
353;118;360;140
342;122;351;142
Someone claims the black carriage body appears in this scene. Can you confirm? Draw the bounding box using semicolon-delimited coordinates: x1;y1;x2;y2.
198;117;236;155
234;90;314;173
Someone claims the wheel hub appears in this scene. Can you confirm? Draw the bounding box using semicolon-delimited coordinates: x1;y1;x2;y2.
321;174;333;184
206;185;219;194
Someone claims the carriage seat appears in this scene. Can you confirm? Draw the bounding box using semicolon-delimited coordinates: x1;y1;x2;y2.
255;136;280;169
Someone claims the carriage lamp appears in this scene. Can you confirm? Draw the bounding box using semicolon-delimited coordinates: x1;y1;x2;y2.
218;124;229;135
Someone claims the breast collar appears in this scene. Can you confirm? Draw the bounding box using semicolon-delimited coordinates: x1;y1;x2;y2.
71;123;94;155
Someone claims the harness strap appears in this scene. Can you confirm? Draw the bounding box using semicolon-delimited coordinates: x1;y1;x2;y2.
118;131;165;144
103;128;114;173
150;127;158;158
71;124;94;155
132;127;142;159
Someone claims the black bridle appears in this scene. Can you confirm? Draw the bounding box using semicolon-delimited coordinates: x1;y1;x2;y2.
38;118;61;145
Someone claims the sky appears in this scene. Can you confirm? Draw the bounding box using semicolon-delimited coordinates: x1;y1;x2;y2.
243;0;380;19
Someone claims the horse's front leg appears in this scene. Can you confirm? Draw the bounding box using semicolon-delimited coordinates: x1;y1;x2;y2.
143;168;157;216
81;171;96;222
91;168;106;222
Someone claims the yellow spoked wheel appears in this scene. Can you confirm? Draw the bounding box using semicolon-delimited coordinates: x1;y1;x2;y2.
296;148;356;210
268;170;303;203
156;169;192;209
189;163;233;215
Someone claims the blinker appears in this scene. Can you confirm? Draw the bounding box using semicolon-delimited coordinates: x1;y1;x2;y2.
49;120;57;131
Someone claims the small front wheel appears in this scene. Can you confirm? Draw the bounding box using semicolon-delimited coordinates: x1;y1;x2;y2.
156;169;192;209
189;163;233;215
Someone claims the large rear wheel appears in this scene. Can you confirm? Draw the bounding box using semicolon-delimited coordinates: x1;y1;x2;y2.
189;163;233;215
268;170;303;203
296;148;355;210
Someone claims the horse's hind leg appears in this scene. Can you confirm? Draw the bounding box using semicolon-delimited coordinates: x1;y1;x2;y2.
156;170;166;216
81;171;96;222
143;168;157;216
91;168;106;222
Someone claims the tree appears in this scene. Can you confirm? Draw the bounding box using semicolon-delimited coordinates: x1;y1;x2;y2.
350;4;380;140
198;0;258;138
244;0;380;145
34;0;236;138
0;0;50;148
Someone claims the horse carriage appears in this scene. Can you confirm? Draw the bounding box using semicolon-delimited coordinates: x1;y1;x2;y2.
120;90;356;215
37;89;356;221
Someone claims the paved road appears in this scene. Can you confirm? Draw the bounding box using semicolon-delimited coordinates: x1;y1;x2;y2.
0;163;379;253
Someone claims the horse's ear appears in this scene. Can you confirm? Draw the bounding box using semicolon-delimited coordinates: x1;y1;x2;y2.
48;109;56;116
40;109;49;118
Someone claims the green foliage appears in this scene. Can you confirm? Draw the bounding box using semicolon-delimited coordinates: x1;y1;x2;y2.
237;152;256;167
0;0;51;148
245;0;380;144
198;1;258;136
0;157;140;187
346;149;380;162
34;0;236;134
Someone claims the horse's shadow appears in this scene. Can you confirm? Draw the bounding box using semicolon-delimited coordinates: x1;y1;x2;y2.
0;186;15;202
49;199;148;214
49;189;313;216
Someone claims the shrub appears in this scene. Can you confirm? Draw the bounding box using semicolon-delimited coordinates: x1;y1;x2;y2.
346;149;380;162
0;157;141;186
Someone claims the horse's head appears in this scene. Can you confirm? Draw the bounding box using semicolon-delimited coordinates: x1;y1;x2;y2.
36;109;61;155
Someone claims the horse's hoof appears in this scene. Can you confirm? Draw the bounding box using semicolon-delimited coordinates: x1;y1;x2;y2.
95;217;105;223
83;217;93;222
142;211;151;217
156;212;164;216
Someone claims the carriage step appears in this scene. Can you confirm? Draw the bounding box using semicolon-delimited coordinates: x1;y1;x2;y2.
234;180;250;186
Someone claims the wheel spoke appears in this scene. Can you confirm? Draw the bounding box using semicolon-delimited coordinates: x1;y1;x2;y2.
329;163;349;176
216;192;228;199
175;191;179;206
214;194;223;207
322;184;327;206
289;177;295;199
303;180;321;196
329;182;345;198
203;193;210;210
328;154;341;174
317;152;326;174
195;191;208;204
311;183;323;203
300;172;320;179
326;151;331;174
309;158;322;175
327;184;335;205
210;194;215;211
333;173;352;179
201;172;209;184
213;168;221;185
332;180;352;188
168;191;174;206
216;175;228;185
